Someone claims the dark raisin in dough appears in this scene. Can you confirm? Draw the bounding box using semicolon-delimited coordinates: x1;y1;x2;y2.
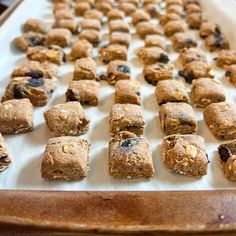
120;137;140;149
218;146;232;162
27;78;44;87
117;65;130;74
25;70;43;79
13;85;25;99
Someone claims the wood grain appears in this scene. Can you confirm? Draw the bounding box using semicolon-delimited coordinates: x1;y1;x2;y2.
1;190;236;235
0;0;22;27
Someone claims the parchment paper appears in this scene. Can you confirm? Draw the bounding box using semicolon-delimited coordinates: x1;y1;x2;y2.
0;0;236;191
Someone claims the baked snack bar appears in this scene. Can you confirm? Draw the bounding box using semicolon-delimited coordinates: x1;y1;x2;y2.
164;20;186;37
53;19;78;33
204;102;236;140
131;10;150;25
191;78;226;108
136;22;162;39
2;76;56;106
13;32;45;52
23;18;46;34
155;79;190;105
199;22;221;38
107;9;125;21
109;104;145;135
41;136;90;180
0;99;33;134
108;20;129;33
46;28;72;47
216;50;236;68
109;131;154;179
11;61;58;80
205;34;230;52
99;44;127;64
79;29;101;46
73;57;97;81
66;80;100;106
171;32;197;52
106;60;131;85
0;134;12;172
179;47;207;66
27;46;65;65
162;134;208;177
144;35;166;49
67;40;93;61
115;80;141;105
80;19;101;31
44;102;90;137
218;140;236;181
109;32;131;48
137;47;169;65
143;63;173;85
159;102;197;135
179;61;214;83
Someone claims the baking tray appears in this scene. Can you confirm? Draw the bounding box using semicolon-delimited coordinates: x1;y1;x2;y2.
1;0;236;234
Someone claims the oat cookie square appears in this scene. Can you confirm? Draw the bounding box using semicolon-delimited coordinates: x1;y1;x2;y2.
155;79;190;105
99;44;127;64
108;20;129;33
79;29;101;46
225;65;236;87
53;19;78;34
115;80;141;105
106;60;131;85
131;10;150;25
109;32;131;48
107;9;125;21
143;63;173;85
136;22;162;39
159;102;197;135
179;47;206;66
66;80;100;106
144;35;166;49
191;78;226;108
162;134;208;177
73;57;97;81
0;99;33;134
41;136;90;180
216;50;236;68
46;28;72;47
80;19;101;31
164;20;186;37
109;131;154;179
67;40;93;61
218;140;236;181
2;76;56;107
44;102;90;137
204;102;236;140
109;104;145;135
23;19;46;34
205;33;230;52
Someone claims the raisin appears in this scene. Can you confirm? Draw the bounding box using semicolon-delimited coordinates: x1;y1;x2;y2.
117;65;130;74
225;71;231;77
66;89;77;101
13;85;25;99
214;34;224;48
159;53;169;63
25;70;43;79
215;25;221;35
121;138;140;148
27;78;44;87
136;91;141;96
218;146;232;162
28;37;42;46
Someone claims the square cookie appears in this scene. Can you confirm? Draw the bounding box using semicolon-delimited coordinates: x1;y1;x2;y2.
27;46;65;65
109;32;131;48
73;57;97;81
218;140;236;181
2;76;56;107
79;29;101;46
44;102;90;137
41;136;90;180
0;134;12;172
204;102;236;140
159;102;197;135
143;63;173;85
109;131;154;178
99;44;128;64
162;134;208;177
46;28;72;47
109;104;145;135
179;60;214;84
0;99;33;134
155;80;190;105
137;47;169;65
191;78;226;108
67;40;93;61
225;65;236;87
216;50;236;68
53;19;78;34
115;80;141;105
66;80;100;106
106;60;131;85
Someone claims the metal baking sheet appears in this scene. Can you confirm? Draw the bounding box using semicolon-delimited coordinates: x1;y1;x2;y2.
0;0;236;191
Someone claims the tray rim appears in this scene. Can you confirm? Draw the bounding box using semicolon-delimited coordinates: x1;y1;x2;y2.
1;1;236;235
